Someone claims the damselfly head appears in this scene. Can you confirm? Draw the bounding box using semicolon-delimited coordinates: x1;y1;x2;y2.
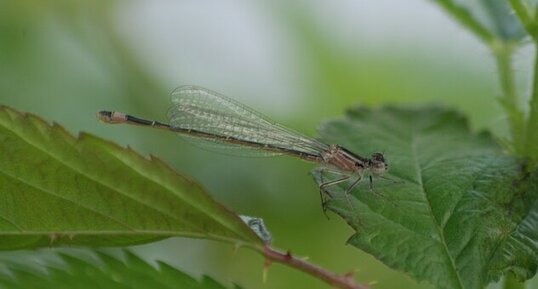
370;152;388;174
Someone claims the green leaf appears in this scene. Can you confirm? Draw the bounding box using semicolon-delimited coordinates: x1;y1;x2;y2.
434;0;527;43
0;105;262;249
312;107;538;289
0;250;242;289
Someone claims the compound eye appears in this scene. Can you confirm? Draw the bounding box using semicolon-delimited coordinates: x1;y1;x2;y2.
371;152;384;161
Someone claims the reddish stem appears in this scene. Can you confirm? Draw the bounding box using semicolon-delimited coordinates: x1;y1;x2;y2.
262;245;369;289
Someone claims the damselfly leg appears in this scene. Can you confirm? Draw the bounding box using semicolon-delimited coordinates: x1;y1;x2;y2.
317;168;364;212
317;168;350;216
368;175;400;207
343;176;362;210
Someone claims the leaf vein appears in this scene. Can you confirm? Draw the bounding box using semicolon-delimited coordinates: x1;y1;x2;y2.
101;150;247;240
411;131;465;289
0;169;136;231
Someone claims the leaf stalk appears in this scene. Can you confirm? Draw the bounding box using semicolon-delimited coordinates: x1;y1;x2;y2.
434;0;494;43
509;0;535;35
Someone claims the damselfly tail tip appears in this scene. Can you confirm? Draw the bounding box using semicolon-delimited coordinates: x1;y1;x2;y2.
96;111;112;123
96;111;127;124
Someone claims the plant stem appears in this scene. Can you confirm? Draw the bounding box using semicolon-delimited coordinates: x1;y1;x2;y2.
262;245;369;289
508;0;538;166
496;45;517;112
504;273;526;289
493;42;526;154
525;40;538;165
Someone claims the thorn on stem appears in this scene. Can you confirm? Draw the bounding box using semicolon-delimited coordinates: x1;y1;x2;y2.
345;268;360;279
263;258;272;283
232;243;241;255
285;250;292;260
48;233;58;246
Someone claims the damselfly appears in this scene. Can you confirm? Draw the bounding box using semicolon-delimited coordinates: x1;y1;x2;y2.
97;86;389;207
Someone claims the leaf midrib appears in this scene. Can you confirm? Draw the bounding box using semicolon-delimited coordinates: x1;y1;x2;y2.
410;131;465;289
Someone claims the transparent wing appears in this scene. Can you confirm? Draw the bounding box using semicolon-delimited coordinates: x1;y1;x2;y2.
167;86;328;157
175;133;283;157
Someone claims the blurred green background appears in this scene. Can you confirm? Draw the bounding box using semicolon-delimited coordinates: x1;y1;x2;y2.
1;0;536;288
